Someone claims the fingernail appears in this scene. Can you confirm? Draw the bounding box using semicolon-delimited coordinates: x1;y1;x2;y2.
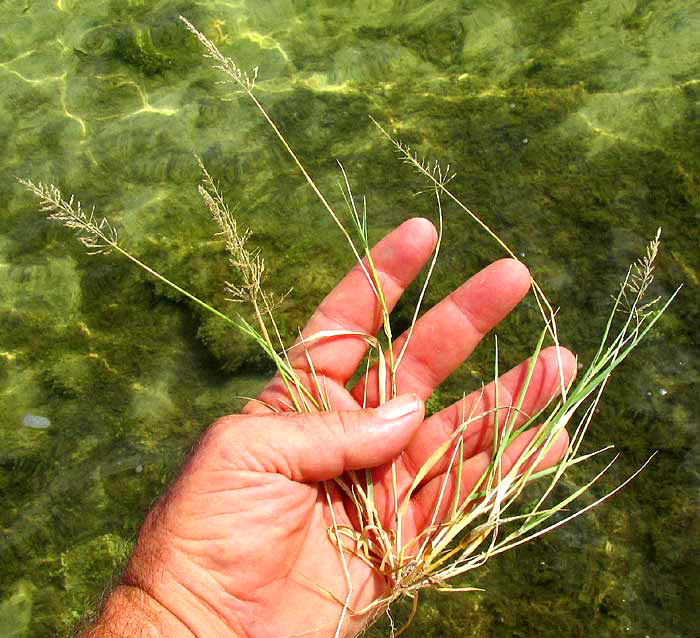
376;394;419;420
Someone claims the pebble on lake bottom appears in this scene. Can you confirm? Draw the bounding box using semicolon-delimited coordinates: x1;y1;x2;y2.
22;413;51;429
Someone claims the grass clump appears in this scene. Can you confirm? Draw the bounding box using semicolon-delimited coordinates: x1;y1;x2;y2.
19;16;679;637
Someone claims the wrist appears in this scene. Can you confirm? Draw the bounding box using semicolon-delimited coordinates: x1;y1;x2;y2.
79;584;195;638
116;501;248;638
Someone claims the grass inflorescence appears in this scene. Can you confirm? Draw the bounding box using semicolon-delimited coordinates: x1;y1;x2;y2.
20;16;679;637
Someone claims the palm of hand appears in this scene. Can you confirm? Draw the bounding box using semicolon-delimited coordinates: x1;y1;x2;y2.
136;219;573;638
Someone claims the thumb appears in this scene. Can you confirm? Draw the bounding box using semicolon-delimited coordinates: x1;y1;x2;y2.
216;394;424;482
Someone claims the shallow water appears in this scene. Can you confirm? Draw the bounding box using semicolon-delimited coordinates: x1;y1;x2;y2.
1;1;698;636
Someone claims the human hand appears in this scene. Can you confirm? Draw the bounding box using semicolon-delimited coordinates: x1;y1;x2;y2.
84;218;575;638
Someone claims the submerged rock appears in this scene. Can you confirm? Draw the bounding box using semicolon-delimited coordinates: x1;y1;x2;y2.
21;413;51;429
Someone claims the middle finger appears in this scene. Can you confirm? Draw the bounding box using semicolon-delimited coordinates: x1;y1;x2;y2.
351;258;532;406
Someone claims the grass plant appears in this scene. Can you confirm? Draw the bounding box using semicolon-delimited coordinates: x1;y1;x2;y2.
19;17;679;637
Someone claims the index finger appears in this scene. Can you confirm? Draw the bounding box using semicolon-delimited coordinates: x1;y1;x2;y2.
287;217;438;386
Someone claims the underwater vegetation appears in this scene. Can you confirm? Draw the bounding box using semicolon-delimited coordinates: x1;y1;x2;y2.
18;15;681;638
2;1;698;637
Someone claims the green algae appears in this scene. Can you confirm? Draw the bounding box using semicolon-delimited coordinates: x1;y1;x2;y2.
58;533;131;627
1;1;698;637
0;580;33;638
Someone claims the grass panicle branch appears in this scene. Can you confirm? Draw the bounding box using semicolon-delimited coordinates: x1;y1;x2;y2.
18;178;238;328
18;179;119;255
